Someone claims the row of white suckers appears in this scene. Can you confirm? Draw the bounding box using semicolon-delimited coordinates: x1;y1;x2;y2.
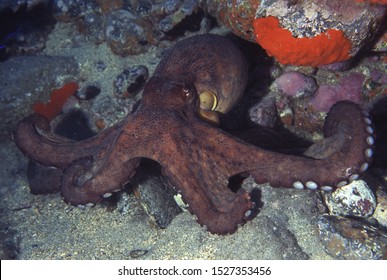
292;111;375;192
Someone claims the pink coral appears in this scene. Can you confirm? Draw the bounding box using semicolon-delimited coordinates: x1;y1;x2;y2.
310;73;365;112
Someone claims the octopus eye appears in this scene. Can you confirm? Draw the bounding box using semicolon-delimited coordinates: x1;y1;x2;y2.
182;86;195;102
199;90;218;111
197;91;220;125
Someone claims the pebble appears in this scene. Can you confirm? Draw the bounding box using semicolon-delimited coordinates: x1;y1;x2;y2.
76;85;101;100
363;172;387;229
128;249;149;259
113;65;149;99
52;0;205;56
271;71;317;98
95;60;107;72
373;186;387;228
0;141;29;196
323;180;376;218
116;192;133;215
318;215;387;260
105;9;151;55
27;161;62;195
77;11;105;44
0;220;19;259
248;98;278;128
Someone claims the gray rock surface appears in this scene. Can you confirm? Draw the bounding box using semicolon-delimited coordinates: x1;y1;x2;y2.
0;55;78;140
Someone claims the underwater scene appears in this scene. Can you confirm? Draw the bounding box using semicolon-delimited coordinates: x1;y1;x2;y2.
0;0;386;260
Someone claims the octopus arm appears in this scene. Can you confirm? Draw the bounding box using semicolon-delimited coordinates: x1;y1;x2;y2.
59;114;152;205
219;101;373;191
161;163;253;234
14;114;122;170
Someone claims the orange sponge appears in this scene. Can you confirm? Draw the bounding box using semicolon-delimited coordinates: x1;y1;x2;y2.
253;16;352;66
33;82;79;121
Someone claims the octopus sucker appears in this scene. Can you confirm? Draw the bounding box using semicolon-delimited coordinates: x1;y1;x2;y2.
13;34;374;234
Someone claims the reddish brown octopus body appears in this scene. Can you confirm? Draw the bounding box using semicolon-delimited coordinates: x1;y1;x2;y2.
14;34;374;234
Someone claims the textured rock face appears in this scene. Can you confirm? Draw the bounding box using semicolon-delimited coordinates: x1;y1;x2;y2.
0;55;79;140
205;0;386;66
318;215;387;260
52;0;204;56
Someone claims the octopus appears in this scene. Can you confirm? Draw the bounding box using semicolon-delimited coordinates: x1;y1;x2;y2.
13;34;375;234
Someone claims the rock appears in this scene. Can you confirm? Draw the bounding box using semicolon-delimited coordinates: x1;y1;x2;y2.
116;191;135;215
76;11;105;44
53;0;205;56
0;141;27;196
248;98;278;128
0;1;55;60
0;221;19;260
113;65;149;99
323;180;376;218
364;172;387;229
318;215;387;259
205;0;386;66
76;85;101;101
105;9;151;56
373;186;387;228
0;55;79;140
127;249;149;259
128;160;182;229
310;72;365;112
271;71;317;98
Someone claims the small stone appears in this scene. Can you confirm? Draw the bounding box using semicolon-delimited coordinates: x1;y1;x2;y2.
248;98;278;128
173;193;189;211
27;161;61;195
95;60;107;72
113;73;126;98
105;9;151;55
91;95;116;118
372;186;387;228
113;65;149;99
318;215;387;260
116;192;132;215
0;220;19;259
272;71;317;98
77;85;101;100
275;100;294;127
77;12;105;44
123;65;149;98
128;249;148;259
323;180;376;218
164;0;181;14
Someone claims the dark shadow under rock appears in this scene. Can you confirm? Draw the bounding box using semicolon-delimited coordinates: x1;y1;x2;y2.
127;159;182;229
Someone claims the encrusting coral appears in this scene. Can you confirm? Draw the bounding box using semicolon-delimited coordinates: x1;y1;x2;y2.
33;82;79;121
252;16;352;66
205;0;386;66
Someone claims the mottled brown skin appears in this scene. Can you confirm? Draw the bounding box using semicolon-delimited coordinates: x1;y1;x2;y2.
14;34;374;234
153;34;248;113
